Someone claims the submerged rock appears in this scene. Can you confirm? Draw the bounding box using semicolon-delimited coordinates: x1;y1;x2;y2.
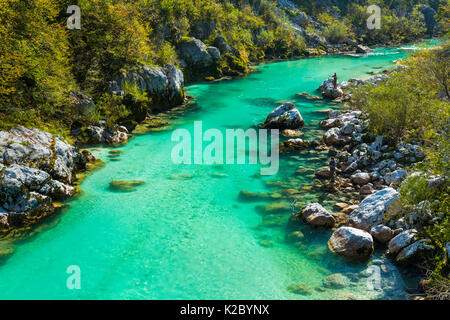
109;180;146;192
301;203;335;228
286;231;305;243
322;273;349;289
287;282;313;295
255;202;291;215
238;190;270;202
281;129;303;138
279;138;310;153
263;103;305;129
328;227;374;260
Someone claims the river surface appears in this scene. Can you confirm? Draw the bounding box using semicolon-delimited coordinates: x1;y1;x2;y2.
0;43;436;299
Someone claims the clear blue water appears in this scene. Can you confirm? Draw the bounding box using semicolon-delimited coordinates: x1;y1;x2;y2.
0;43;435;299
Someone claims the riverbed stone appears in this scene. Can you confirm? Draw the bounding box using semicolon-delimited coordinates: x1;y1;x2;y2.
256;202;291;215
343;205;359;214
388;229;417;256
301;203;336;228
351;172;371;185
109;180;146;192
385;169;407;185
395;239;433;265
281;129;303;138
287;282;313;295
349;188;399;231
315;167;331;179
238;190;270;202
322;273;349;289
328;226;374;260
264;103;305;129
370;224;394;243
320;118;342;129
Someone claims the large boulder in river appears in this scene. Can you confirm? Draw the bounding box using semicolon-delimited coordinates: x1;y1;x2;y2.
349;188;399;231
301;203;335;228
355;44;372;54
328;227;374;260
263;103;305;129
108;64;184;110
318;77;343;99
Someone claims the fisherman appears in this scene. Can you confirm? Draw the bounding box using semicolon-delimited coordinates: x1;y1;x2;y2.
329;157;337;184
333;72;338;89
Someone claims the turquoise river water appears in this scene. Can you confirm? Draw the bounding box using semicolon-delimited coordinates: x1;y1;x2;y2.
0;43;438;299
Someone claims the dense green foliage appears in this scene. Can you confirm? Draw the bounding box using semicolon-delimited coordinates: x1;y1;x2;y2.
0;0;75;135
0;0;447;134
353;43;449;143
293;0;445;43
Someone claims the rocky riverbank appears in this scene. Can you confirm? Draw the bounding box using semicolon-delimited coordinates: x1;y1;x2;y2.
0;127;99;237
250;65;448;298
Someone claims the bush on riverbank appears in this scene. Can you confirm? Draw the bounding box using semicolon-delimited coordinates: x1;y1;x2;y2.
352;43;449;144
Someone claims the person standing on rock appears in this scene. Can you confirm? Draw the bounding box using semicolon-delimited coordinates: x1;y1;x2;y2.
329;157;337;184
333;73;338;89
